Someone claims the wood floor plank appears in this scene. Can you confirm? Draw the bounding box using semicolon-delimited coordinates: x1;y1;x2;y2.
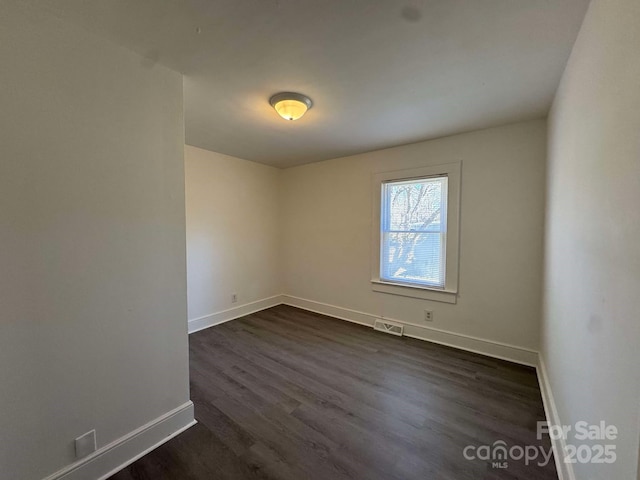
109;305;557;480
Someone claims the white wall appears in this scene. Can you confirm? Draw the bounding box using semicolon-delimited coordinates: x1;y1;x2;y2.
280;119;547;357
185;146;281;331
543;0;640;478
0;4;191;479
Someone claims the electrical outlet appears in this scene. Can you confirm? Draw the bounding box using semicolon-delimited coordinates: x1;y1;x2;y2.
424;310;434;322
231;293;238;303
75;430;96;458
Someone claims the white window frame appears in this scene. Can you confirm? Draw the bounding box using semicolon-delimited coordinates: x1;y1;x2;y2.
371;162;461;304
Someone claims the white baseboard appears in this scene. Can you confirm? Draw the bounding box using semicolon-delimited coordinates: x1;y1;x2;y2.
43;401;196;480
38;298;552;480
281;295;539;367
188;295;284;334
537;355;574;480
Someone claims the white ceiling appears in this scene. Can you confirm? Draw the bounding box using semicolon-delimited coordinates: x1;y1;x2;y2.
40;0;589;168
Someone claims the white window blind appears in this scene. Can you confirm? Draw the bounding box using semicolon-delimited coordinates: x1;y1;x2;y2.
380;175;448;288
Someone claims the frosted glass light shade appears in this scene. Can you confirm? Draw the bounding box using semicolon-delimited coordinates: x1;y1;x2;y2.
269;92;313;121
273;99;307;121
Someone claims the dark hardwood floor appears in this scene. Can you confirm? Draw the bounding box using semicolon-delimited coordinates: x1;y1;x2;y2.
110;305;557;480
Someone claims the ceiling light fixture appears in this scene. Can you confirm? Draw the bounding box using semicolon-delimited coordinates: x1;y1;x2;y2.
269;92;313;121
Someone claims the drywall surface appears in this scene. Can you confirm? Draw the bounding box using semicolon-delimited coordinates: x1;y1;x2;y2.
280;119;547;352
0;4;190;479
185;145;281;325
543;0;640;478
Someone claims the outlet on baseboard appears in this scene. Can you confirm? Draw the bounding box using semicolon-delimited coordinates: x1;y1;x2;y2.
424;310;434;322
75;430;96;458
231;293;238;304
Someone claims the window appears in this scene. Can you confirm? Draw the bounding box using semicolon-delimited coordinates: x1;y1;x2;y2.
371;163;460;303
381;175;448;288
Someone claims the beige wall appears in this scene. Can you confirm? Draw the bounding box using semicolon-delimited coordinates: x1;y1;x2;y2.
0;4;190;479
280;119;547;353
185;146;281;328
543;0;640;478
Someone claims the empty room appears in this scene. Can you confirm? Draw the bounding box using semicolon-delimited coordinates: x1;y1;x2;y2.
1;1;639;479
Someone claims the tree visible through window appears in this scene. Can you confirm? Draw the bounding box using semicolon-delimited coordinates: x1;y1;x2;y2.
381;175;448;288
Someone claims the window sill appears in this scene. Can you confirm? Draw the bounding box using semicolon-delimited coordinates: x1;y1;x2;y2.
371;280;457;304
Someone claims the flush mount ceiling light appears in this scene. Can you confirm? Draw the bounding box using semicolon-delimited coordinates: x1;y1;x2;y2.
269;92;313;121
